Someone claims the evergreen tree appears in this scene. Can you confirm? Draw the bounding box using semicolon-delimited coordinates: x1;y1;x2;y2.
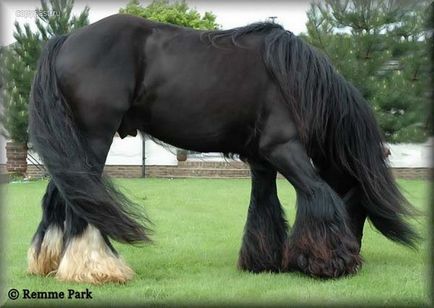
0;0;89;143
303;0;430;143
120;0;218;30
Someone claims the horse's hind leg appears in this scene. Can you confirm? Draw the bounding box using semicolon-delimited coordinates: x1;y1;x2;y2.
58;207;133;284
258;119;361;278
43;85;138;284
238;161;288;272
28;181;65;275
55;132;134;284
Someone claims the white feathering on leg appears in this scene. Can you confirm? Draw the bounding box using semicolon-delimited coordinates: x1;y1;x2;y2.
55;224;134;284
27;225;63;275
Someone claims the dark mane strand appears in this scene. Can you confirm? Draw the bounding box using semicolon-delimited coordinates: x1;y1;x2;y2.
202;22;285;47
261;27;420;247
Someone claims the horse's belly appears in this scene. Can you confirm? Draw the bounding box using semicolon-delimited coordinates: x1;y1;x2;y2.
143;95;254;153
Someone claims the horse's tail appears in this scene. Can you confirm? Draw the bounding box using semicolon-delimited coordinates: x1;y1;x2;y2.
263;29;419;247
29;35;150;244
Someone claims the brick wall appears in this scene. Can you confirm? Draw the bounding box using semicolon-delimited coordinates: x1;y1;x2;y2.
26;165;48;178
5;143;27;175
103;165;143;178
8;162;434;180
145;164;432;180
26;164;144;179
145;161;250;178
391;168;432;180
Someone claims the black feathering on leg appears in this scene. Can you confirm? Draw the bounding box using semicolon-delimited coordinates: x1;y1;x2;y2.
238;163;288;273
282;183;362;278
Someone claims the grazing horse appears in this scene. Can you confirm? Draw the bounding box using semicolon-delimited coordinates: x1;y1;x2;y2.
28;14;418;284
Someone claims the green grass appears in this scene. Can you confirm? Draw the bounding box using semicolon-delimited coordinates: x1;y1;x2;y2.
1;178;431;306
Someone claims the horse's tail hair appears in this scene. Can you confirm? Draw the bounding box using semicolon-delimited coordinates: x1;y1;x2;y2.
263;28;420;247
29;35;151;244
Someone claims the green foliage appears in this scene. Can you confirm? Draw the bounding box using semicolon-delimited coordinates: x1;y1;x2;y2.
120;0;218;30
0;0;89;143
35;0;89;40
0;25;40;143
303;0;430;143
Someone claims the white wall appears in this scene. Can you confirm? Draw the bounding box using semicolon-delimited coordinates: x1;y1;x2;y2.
105;135;142;165
387;139;432;168
144;138;177;166
105;135;433;168
105;135;178;166
17;134;433;168
24;135;178;166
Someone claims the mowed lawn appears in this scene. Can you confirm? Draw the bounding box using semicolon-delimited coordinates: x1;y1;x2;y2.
1;178;431;306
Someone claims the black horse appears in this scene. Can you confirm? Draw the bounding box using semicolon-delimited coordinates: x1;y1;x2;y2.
28;14;418;284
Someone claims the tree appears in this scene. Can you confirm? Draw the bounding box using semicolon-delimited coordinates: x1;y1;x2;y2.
0;26;40;144
0;0;89;144
119;0;219;30
303;0;430;143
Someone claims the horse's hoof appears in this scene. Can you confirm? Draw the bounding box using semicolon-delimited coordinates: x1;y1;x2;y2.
27;225;63;276
55;225;134;284
281;230;362;278
238;242;283;273
283;250;361;278
238;256;281;273
55;258;133;284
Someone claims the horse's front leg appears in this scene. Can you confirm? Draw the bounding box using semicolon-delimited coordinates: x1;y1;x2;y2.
263;139;361;278
258;126;361;278
238;161;288;273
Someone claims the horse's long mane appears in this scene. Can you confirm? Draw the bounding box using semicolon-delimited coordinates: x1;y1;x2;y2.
203;22;284;47
206;22;419;247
